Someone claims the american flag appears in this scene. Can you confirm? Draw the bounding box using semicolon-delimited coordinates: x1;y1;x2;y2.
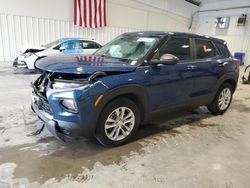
74;0;107;28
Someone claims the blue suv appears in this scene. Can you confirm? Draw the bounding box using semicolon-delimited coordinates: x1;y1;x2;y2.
31;31;239;146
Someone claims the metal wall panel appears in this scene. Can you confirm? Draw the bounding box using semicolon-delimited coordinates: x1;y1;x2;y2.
0;14;141;61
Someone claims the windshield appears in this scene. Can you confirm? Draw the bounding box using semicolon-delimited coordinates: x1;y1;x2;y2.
95;35;160;61
42;39;60;48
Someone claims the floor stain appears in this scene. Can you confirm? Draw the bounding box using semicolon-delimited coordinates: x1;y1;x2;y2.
0;138;143;183
189;122;219;128
231;99;250;112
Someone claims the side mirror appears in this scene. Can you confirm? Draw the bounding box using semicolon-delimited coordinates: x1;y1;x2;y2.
151;53;179;66
59;46;66;52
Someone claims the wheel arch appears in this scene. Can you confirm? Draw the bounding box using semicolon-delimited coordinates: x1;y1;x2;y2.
94;85;149;131
214;72;239;95
222;79;237;92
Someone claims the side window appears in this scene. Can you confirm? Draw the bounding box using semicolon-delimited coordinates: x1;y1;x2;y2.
81;41;102;49
195;39;216;59
214;42;231;57
61;41;83;50
154;37;191;61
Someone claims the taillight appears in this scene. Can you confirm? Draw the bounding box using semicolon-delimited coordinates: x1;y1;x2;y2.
234;58;240;68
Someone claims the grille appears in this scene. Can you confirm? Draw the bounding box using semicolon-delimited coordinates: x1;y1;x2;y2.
31;72;53;115
34;94;53;115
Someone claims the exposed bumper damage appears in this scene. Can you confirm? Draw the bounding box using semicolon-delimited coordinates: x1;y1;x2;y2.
13;56;37;73
30;70;110;141
31;81;70;142
31;101;72;142
12;57;30;73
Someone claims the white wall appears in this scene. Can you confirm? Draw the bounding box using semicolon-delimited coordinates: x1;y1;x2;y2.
0;0;195;61
136;0;199;19
192;0;250;65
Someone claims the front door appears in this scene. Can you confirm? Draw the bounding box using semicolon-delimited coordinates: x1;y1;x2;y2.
146;37;195;112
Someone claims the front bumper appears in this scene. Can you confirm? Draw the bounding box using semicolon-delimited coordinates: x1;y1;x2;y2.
31;86;98;141
13;58;36;74
31;102;76;142
31;83;82;142
30;73;108;141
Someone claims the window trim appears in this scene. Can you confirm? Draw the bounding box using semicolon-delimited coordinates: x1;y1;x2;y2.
140;35;168;66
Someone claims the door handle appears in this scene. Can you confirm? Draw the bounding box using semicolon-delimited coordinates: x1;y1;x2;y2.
218;62;228;67
186;65;197;70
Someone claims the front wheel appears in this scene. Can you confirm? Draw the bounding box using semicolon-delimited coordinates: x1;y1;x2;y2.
95;98;140;147
207;83;233;115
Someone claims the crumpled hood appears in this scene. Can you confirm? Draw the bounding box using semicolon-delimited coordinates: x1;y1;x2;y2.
35;55;137;74
20;45;45;54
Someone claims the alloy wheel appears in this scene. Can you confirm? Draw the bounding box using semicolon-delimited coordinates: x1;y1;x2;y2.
104;107;135;141
218;88;231;111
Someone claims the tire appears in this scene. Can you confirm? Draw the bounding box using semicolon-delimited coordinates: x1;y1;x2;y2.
95;98;140;147
207;83;233;115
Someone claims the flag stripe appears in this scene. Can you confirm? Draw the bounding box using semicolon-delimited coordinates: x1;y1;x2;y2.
83;0;87;27
89;0;92;28
78;0;83;26
94;0;97;28
74;0;77;25
103;0;107;26
74;0;107;28
99;0;102;27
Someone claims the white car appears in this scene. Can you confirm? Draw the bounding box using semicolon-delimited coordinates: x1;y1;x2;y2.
13;38;102;72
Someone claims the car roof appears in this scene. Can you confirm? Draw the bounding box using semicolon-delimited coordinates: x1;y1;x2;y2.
123;31;225;44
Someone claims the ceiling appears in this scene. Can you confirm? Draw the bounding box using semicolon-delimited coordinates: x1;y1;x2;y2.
185;0;232;7
199;0;231;2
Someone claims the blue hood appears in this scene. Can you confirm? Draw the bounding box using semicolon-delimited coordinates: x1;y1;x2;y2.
35;55;137;74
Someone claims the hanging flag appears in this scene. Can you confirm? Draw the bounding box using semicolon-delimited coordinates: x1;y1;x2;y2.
74;0;107;28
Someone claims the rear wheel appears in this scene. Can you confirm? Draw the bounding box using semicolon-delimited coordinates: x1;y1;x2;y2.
95;98;140;147
207;83;233;115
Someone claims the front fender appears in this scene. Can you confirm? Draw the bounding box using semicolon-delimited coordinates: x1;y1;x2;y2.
90;84;149;134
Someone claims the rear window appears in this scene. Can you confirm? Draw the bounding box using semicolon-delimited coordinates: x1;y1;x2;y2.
195;39;216;59
214;42;231;57
81;41;102;49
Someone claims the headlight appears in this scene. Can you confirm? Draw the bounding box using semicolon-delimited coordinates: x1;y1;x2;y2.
24;52;33;58
18;61;26;65
52;81;88;90
61;99;77;113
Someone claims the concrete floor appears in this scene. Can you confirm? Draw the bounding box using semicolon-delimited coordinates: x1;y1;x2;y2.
0;62;250;188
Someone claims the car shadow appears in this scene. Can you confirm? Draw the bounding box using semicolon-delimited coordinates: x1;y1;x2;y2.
52;106;214;154
133;106;214;141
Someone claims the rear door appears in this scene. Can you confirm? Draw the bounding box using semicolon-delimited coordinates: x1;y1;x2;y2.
190;38;226;106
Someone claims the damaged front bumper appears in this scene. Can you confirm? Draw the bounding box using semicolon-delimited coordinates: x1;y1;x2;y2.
13;58;35;74
30;72;107;142
31;83;77;142
31;102;74;142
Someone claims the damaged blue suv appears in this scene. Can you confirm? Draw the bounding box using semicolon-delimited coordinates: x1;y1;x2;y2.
31;31;239;146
